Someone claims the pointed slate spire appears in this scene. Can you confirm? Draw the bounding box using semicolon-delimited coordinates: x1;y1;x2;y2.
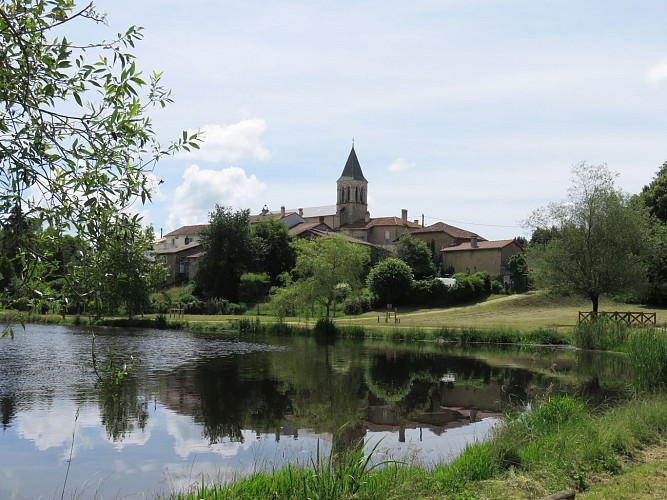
338;145;367;182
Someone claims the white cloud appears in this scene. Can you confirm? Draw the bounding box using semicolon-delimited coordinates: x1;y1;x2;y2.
647;59;667;86
181;119;270;162
166;164;266;229
387;158;416;172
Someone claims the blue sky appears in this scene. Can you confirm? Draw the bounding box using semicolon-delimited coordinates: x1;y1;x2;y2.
91;0;667;240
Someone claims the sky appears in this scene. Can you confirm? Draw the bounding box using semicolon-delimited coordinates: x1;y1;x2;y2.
86;0;667;240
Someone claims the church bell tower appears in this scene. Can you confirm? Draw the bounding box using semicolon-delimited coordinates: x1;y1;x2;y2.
336;145;368;228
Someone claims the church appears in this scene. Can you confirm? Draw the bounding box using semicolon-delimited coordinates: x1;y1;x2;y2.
154;146;523;284
252;146;424;248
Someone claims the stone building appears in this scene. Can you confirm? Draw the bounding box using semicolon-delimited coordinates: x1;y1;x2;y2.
440;238;524;279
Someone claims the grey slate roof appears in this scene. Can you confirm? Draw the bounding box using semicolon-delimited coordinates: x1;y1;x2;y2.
337;146;367;182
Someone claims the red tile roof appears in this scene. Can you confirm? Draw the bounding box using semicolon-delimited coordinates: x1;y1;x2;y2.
153;242;203;255
163;224;208;238
440;239;519;252
411;222;486;241
340;216;422;230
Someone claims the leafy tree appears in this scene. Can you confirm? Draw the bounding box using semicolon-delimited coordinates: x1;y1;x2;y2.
507;253;528;293
639;160;667;222
275;236;369;319
0;1;198;319
195;206;254;302
527;162;649;312
69;218;165;318
394;234;436;279
99;221;166;318
529;226;560;246
250;219;296;285
367;258;414;306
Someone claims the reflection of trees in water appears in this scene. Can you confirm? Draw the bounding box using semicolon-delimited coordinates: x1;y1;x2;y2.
362;351;548;428
188;355;294;444
1;394;16;430
97;374;149;442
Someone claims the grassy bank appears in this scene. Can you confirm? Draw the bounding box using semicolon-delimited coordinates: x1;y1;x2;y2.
169;394;667;500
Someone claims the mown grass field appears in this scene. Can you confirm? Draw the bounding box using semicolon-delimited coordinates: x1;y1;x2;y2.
336;291;667;332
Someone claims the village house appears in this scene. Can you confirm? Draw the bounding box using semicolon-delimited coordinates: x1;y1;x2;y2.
440;237;524;280
153;224;206;284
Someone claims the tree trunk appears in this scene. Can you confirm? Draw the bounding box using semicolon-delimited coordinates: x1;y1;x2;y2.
590;293;599;314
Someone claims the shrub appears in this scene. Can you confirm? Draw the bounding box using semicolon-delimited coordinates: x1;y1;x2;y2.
343;295;372;315
239;273;271;304
314;318;339;338
367;258;414;306
411;278;449;305
490;279;504;294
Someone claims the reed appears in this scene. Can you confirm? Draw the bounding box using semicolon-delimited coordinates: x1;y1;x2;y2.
629;328;667;391
572;316;627;351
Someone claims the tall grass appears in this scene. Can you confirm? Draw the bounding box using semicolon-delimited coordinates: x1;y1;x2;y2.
170;393;667;499
630;328;667;391
175;437;403;500
572;316;628;351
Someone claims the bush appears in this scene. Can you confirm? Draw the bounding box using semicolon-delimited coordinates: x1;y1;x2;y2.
448;272;492;303
314;318;339;338
343;295;372;315
367;258;414;306
411;278;449;305
239;273;271;304
490;279;504;294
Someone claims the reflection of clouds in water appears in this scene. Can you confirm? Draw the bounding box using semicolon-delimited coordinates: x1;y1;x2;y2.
16;401;98;455
164;409;255;459
367;418;499;466
162;460;240;495
109;413;155;450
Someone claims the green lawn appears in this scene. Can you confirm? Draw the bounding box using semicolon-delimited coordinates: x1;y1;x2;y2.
336;291;667;332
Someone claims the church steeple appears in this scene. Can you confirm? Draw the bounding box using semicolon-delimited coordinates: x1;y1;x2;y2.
338;145;367;183
336;145;368;228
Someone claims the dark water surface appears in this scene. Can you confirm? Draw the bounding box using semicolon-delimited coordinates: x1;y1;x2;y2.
0;324;630;499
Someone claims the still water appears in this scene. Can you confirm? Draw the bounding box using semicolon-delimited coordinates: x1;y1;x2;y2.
0;324;631;499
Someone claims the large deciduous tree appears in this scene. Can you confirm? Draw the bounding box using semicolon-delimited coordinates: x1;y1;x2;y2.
194;206;254;302
527;162;649;313
275;236;369;319
636;162;667;305
250;219;296;285
0;1;198;315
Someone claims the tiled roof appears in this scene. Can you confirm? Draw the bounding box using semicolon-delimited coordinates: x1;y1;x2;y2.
289;222;324;236
163;224;208;238
309;229;382;248
411;222;486;241
337;146;367;182
249;212;284;223
340;216;421;231
154;241;202;255
440;239;518;252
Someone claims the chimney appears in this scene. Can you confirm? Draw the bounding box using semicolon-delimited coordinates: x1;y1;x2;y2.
280;206;285;218
364;211;370;223
401;209;408;225
261;205;269;215
414;219;419;225
298;208;303;216
471;235;478;248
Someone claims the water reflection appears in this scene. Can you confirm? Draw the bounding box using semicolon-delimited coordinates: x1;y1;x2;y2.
0;325;633;499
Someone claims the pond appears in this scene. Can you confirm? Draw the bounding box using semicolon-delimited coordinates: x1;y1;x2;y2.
0;324;631;499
